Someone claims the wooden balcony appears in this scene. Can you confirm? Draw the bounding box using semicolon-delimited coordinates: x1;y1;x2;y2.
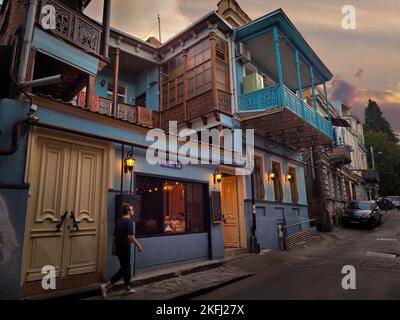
327;145;352;165
79;94;160;128
362;170;380;183
38;0;104;57
161;90;232;129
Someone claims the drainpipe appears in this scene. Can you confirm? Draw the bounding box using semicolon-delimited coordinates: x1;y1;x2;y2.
17;0;38;84
101;0;111;59
0;120;30;156
229;30;238;115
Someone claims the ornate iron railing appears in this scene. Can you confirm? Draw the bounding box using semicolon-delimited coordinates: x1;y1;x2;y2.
238;84;334;139
38;0;103;55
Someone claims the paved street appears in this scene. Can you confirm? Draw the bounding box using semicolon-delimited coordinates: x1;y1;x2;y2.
194;210;400;300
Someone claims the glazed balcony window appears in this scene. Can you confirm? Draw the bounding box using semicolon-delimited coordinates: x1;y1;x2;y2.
160;35;231;127
135;176;207;237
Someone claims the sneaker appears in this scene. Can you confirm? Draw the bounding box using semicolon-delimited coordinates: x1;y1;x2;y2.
100;284;107;299
123;287;136;295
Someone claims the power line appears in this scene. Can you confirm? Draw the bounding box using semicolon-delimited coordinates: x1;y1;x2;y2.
141;20;158;40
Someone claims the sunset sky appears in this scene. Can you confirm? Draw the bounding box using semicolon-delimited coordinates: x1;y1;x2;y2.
86;0;400;130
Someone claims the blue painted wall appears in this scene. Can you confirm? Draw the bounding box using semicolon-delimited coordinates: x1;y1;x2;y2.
32;28;99;75
242;135;310;250
0;99;30;185
95;65;159;111
244;200;308;250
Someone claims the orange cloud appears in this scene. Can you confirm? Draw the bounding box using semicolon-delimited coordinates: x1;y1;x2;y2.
329;77;400;130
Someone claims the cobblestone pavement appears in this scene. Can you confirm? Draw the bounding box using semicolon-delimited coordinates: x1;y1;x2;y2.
86;266;254;300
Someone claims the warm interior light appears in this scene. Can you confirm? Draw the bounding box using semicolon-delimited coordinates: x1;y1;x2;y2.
124;153;135;173
268;171;276;180
215;169;222;184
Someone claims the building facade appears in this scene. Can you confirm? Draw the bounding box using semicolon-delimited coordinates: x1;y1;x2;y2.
0;0;337;298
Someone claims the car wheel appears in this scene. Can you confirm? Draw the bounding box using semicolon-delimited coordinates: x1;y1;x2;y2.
342;221;348;228
369;218;377;229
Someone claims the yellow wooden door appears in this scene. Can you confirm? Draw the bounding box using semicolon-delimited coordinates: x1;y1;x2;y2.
22;129;108;286
22;135;71;282
62;144;105;276
221;176;240;248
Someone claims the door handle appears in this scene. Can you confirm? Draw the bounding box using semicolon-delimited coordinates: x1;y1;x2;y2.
70;211;80;231
56;211;68;232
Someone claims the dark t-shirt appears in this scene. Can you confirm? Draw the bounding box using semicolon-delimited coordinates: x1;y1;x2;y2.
113;217;134;256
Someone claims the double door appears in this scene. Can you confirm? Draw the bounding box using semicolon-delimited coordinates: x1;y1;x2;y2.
22;129;109;285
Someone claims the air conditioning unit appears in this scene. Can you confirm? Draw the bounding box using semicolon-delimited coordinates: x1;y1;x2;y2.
235;42;251;64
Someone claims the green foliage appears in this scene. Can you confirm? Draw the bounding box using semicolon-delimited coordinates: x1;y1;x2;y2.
364;131;400;195
364;99;398;143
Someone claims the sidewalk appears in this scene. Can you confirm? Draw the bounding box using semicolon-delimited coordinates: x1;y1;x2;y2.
26;251;254;300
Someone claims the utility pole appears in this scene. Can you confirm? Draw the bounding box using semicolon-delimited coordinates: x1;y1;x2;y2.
370;146;375;170
158;14;161;43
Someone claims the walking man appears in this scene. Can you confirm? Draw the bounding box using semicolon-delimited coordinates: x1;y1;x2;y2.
100;203;143;299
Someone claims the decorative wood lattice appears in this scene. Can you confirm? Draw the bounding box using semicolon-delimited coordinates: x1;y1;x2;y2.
187;90;213;120
39;0;103;55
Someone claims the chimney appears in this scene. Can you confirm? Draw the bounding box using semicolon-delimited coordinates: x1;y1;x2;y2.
217;0;251;27
146;36;161;47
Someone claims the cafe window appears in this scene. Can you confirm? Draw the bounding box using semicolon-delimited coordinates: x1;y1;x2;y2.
272;161;284;202
253;155;265;201
135;175;207;237
288;166;299;204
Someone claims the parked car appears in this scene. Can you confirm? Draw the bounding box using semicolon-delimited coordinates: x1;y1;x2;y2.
342;201;382;229
385;196;400;208
377;197;394;211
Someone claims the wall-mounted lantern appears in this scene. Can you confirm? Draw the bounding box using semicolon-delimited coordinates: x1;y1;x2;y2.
267;170;276;181
124;152;135;174
214;169;222;184
285;172;292;182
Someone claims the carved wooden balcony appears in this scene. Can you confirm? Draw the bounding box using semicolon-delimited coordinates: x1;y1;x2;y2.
161;90;232;129
38;0;103;56
78;96;159;128
327;145;352;165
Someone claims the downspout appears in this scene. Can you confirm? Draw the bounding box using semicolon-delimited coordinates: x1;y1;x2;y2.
17;0;38;84
0;120;29;156
229;30;238;116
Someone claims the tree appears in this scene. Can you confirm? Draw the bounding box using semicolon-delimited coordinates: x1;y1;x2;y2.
364;99;398;143
364;131;400;196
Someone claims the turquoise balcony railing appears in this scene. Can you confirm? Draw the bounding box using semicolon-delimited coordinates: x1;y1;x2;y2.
238;84;334;139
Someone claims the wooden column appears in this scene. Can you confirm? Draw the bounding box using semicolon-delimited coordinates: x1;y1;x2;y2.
113;47;120;117
182;49;188;122
85;75;96;110
272;26;284;106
